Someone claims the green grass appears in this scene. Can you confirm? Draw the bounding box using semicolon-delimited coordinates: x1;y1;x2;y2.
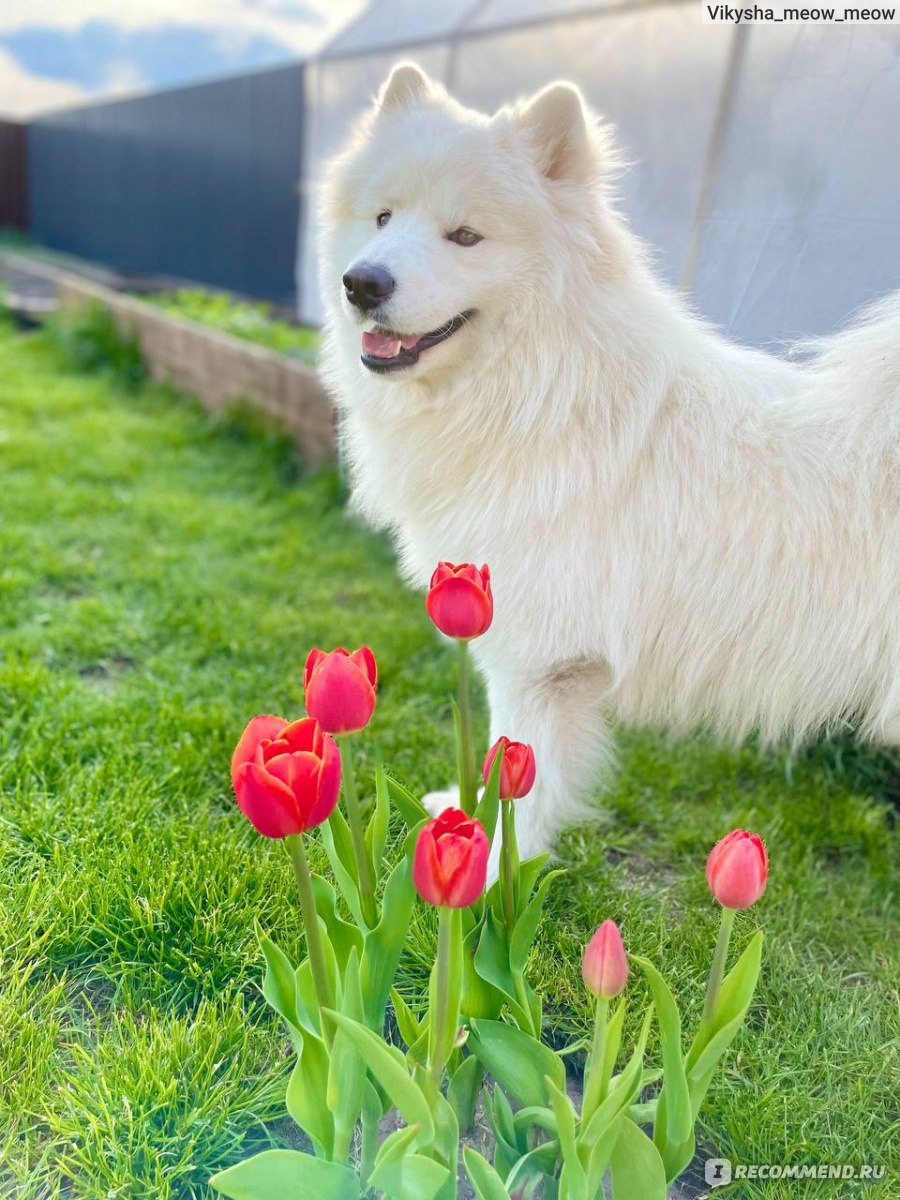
0;311;896;1199
147;288;320;364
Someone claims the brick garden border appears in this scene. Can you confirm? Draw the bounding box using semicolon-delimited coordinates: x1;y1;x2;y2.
56;274;336;467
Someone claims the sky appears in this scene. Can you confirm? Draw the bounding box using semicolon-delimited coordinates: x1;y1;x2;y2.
0;0;366;118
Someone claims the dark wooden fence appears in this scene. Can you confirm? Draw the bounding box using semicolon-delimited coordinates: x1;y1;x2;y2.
0;121;27;230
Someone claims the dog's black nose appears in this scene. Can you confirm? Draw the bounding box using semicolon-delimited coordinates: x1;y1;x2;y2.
342;265;395;312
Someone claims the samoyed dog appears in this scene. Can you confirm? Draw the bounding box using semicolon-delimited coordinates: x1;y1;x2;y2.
319;61;900;863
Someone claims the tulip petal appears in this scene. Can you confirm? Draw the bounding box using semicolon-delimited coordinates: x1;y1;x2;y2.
233;761;303;838
413;827;444;906
278;717;320;755
351;645;378;688
304;648;326;690
306;734;342;828
231;715;288;786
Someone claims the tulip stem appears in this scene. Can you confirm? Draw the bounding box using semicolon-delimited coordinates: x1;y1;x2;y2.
457;640;477;815
338;736;377;929
582;997;609;1121
429;906;458;1085
500;797;517;935
285;834;333;1041
701;905;736;1031
360;1100;379;1188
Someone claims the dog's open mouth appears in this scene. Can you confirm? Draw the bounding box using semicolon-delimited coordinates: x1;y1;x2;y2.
360;311;473;373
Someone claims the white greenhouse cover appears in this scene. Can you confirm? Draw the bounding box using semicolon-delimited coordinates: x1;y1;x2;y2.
298;1;900;349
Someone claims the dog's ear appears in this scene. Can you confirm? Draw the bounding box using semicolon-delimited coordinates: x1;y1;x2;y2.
516;82;596;183
378;62;434;113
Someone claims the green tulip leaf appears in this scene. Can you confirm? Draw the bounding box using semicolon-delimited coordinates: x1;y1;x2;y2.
489;1083;518;1149
285;1028;333;1158
321;808;364;926
463;1147;511;1200
687;931;763;1070
468;1019;565;1109
518;852;552;902
390;986;423;1050
609;1118;668;1200
461;918;505;1021
370;1151;450;1200
367;762;391;881
448;1053;483;1131
629;955;692;1152
256;926;303;1049
474;745;503;843
688;1007;757;1094
546;1076;588;1200
372;1123;425;1167
294;958;325;1037
581;1005;654;1152
327;948;367;1161
709;930;764;1038
311;874;363;971
483;1085;520;1179
209;1150;360;1200
473;909;515;1000
506;1138;561;1193
512;1104;558;1141
325;1010;435;1142
628;1100;659;1123
385;773;430;830
596;1001;627;1104
509;869;564;974
361;857;416;1030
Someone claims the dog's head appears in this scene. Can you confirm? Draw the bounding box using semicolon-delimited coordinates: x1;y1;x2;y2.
320;62;620;383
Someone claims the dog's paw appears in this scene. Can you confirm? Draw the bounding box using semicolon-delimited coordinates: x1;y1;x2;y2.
421;787;460;818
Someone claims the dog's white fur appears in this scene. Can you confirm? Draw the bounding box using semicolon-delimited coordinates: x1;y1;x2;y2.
319;62;900;861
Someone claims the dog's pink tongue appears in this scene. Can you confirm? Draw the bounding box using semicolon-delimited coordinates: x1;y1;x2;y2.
362;331;401;358
362;331;421;358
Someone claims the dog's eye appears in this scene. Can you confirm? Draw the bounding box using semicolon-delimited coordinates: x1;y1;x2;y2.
376;210;391;228
447;227;482;247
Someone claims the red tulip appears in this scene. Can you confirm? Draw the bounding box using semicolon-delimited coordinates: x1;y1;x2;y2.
231;715;341;838
582;919;629;999
706;829;768;909
413;807;489;908
425;562;493;640
483;737;536;800
304;646;377;734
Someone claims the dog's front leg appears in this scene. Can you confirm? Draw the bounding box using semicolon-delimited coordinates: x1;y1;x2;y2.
421;660;614;878
482;662;614;874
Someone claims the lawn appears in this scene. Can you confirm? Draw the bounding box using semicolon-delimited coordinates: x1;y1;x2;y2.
0;310;896;1199
146;289;320;364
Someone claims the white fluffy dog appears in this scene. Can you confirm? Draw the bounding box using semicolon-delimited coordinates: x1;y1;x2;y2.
319;62;900;863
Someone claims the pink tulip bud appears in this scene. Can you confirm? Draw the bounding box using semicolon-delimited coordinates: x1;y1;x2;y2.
582;919;628;999
706;829;768;909
482;737;536;800
425;562;493;640
304;646;377;735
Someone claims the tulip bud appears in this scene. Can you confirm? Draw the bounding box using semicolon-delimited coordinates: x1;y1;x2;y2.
582;919;628;999
706;829;768;910
231;715;341;838
304;646;377;735
482;736;536;800
413;807;489;908
425;562;493;640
